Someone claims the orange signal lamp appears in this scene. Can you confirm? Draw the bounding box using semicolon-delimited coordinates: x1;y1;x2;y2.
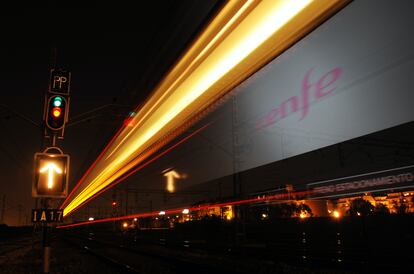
52;107;62;118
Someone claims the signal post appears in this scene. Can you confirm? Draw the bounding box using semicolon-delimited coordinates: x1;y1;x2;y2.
32;69;71;274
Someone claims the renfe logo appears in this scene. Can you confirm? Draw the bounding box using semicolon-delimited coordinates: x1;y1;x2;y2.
257;67;342;129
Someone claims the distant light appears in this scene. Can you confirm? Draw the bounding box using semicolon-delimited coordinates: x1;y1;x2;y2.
122;222;128;228
224;206;234;220
182;209;189;214
357;212;361;216
112;201;117;206
333;210;340;218
261;213;268;219
88;217;94;221
159;211;166;215
124;117;136;127
299;212;307;219
133;218;137;221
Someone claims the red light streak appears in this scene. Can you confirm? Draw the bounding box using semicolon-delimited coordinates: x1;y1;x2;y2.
57;189;312;229
63;123;211;216
62;79;232;213
60;124;126;209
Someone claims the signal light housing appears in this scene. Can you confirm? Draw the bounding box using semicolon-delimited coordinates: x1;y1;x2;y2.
32;152;70;198
45;95;68;131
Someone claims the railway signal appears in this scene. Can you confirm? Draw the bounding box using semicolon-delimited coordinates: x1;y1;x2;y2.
37;68;72;274
44;69;71;138
32;152;69;198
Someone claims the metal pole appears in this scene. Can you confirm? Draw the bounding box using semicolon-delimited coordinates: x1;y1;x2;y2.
52;134;57;147
39;47;56;274
42;198;50;274
125;188;128;216
150;200;153;230
231;95;245;248
42;223;50;273
18;204;22;226
0;195;5;224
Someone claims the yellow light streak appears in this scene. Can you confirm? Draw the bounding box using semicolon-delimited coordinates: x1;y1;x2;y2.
104;1;256;160
64;0;347;216
40;162;62;189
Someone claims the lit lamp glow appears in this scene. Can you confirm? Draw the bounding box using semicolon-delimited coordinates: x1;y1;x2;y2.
53;96;62;107
52;108;62;118
333;210;341;219
39;162;62;189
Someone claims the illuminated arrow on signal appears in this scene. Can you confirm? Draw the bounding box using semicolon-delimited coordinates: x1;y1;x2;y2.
40;163;62;189
163;170;181;193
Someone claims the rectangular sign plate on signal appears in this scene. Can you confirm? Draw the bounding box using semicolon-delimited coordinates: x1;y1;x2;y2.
49;69;71;95
32;209;63;223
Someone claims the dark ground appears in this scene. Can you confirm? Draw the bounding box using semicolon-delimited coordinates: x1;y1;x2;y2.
0;238;126;274
0;230;357;274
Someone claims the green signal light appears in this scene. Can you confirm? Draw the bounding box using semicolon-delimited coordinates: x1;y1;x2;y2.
53;96;63;107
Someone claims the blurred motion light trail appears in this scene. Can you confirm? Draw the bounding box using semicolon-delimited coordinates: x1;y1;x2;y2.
63;0;347;217
58;189;312;229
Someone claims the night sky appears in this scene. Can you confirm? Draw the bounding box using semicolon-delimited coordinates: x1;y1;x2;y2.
0;1;222;225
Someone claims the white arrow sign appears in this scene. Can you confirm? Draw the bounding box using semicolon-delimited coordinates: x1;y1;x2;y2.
40;162;62;189
163;170;181;193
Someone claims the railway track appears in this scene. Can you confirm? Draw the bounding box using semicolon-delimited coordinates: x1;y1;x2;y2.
59;232;245;274
0;236;40;257
59;228;414;274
